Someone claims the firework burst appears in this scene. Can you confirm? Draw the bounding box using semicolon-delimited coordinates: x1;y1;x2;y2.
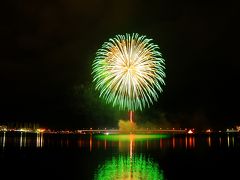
92;33;165;111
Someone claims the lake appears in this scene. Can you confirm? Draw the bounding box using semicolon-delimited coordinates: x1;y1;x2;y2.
0;132;239;180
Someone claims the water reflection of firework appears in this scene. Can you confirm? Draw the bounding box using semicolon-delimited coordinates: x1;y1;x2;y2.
94;154;164;180
95;134;170;141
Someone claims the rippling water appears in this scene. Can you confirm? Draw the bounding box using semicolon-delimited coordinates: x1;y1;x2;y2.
0;132;239;180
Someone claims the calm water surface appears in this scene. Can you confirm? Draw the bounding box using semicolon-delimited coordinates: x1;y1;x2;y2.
0;132;239;180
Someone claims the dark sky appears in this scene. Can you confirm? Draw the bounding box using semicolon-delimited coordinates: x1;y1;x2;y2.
0;0;239;129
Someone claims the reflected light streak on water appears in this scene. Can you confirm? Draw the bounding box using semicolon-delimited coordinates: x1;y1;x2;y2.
90;135;92;152
185;136;194;149
36;133;44;148
0;132;239;150
227;135;230;147
24;133;26;147
172;136;175;149
2;132;6;149
189;136;193;148
129;135;134;159
79;139;83;148
20;132;23;149
208;136;211;147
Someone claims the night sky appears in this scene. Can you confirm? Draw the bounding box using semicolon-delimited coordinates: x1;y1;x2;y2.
0;0;239;129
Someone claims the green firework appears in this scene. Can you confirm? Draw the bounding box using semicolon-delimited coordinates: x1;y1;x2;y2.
92;33;166;111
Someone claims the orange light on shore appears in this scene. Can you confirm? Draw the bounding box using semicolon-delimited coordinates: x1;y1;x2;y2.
206;129;211;133
36;128;45;133
187;129;194;134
